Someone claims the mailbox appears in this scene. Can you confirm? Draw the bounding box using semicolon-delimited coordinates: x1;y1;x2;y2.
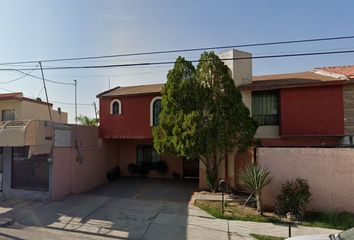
218;179;227;214
219;179;226;193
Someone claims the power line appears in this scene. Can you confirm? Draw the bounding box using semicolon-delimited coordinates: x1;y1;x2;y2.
1;49;354;71
50;100;93;106
0;86;92;106
7;68;74;85
0;86;16;93
0;35;354;65
37;87;44;98
0;84;93;107
45;69;170;78
0;69;35;84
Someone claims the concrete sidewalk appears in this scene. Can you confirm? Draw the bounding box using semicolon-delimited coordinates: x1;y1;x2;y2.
227;219;341;239
0;179;341;239
0;197;340;240
191;193;341;239
145;208;341;240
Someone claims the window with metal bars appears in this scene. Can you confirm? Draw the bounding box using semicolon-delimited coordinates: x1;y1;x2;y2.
136;145;160;165
11;147;49;191
252;90;279;125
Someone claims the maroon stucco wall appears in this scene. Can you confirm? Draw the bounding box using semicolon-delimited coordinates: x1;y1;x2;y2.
280;85;344;136
99;94;160;139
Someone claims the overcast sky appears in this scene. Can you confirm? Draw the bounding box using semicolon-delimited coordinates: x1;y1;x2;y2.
0;0;353;122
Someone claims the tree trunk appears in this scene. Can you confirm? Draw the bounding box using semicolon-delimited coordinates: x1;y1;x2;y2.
206;159;219;192
256;192;263;215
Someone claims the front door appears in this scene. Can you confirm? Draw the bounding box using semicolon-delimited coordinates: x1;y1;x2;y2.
183;158;199;178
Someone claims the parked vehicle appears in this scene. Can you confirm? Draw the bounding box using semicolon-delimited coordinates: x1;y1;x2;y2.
286;228;354;240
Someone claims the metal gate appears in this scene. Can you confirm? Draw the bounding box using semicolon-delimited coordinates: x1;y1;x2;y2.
11;147;49;191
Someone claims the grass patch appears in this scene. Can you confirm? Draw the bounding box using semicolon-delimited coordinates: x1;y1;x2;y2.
195;200;354;230
194;200;281;223
302;212;354;230
251;234;285;240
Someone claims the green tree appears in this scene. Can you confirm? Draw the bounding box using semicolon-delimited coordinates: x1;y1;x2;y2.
153;52;257;192
76;115;98;126
240;164;272;215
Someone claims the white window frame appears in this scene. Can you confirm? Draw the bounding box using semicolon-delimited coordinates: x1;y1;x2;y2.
150;96;162;126
110;99;122;115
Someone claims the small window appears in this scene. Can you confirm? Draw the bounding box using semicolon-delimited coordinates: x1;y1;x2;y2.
136;145;160;165
110;99;121;115
150;97;162;126
2;109;15;121
252;91;279;125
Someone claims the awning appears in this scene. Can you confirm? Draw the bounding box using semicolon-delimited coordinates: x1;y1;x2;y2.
0;120;54;156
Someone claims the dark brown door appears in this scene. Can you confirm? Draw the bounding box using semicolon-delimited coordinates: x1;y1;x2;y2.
183;158;199;178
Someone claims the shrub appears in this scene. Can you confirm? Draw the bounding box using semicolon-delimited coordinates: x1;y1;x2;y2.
137;162;151;177
275;178;311;219
127;163;138;175
206;169;218;192
172;171;180;179
153;160;168;176
239;164;272;215
321;211;354;230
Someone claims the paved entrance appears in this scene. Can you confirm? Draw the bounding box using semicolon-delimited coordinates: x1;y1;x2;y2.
0;178;209;240
88;177;198;203
0;178;339;240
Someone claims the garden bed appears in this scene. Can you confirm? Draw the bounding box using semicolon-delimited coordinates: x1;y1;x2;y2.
195;200;280;223
195;200;354;230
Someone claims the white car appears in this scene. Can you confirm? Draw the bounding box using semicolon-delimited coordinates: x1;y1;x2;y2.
286;228;354;240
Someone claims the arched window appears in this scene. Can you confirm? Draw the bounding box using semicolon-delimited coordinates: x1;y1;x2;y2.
110;99;121;115
150;97;162;126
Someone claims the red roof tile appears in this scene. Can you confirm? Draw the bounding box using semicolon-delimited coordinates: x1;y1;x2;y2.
315;65;354;79
0;92;52;106
96;65;354;95
97;83;164;97
240;71;346;91
253;71;339;82
0;92;23;99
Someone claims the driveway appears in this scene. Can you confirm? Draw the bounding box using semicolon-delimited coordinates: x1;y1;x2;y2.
88;177;198;202
0;178;339;240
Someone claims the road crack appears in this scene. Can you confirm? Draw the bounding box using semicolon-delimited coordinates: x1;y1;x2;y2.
138;202;165;240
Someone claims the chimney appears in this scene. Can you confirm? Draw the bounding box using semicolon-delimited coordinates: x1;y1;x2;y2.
57;107;61;114
218;49;252;87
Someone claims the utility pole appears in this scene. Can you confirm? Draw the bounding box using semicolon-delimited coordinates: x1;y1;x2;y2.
39;61;52;121
108;77;111;89
93;102;98;123
74;79;77;125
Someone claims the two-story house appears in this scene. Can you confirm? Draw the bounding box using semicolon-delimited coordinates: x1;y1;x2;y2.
240;71;347;147
97;84;193;179
0;92;72;199
0;92;67;123
97;49;354;190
